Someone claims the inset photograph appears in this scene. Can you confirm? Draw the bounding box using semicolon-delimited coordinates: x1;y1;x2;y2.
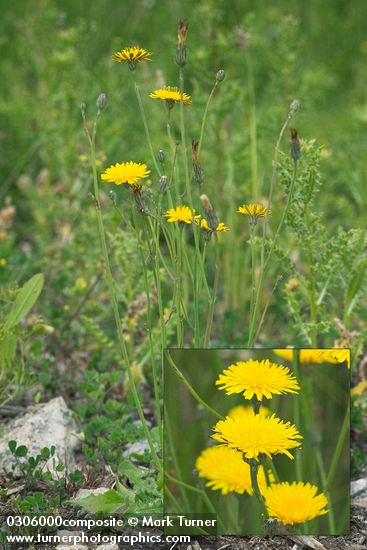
164;348;350;535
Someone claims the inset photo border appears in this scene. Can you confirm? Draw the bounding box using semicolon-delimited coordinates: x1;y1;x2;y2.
164;348;350;536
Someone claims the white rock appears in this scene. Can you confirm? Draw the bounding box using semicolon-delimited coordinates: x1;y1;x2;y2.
97;546;119;550
56;546;87;550
75;487;109;499
351;477;367;498
0;396;80;478
122;439;159;461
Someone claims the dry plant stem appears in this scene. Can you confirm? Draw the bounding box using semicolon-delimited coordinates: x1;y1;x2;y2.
165;352;224;420
293;350;302;481
133;74;161;177
87;117;160;469
198;79;218;156
248;161;298;346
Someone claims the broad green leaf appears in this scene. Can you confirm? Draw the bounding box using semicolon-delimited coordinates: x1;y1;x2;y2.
8;440;17;454
0;333;17;366
15;445;28;457
4;274;44;330
72;489;128;514
118;458;144;487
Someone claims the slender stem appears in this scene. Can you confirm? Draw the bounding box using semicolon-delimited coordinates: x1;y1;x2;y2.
248;459;268;520
261;108;296;269
133;74;161;176
136;213;163;446
204;235;219;346
325;405;349;490
248;161;298;346
315;447;336;533
306;208;317;346
87;117;160;469
165;412;190;510
165;351;224;419
198;80;218;156
293;350;302;481
175;226;184;346
249;225;256;321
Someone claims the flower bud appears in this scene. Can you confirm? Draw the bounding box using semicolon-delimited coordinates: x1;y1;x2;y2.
157;149;165;163
108;190;117;205
290;128;301;161
176;19;189;67
158;175;168;193
192;140;204;185
216;69;225;82
290;99;300;115
200;194;218;231
178;19;188;44
176;44;188;67
96;92;107;110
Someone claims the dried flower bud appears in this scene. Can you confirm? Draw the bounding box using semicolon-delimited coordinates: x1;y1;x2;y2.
200;194;218;231
216;69;225;82
176;19;188;67
192;140;199;164
157;149;165;163
290;128;301;161
178;19;189;44
96;92;107;110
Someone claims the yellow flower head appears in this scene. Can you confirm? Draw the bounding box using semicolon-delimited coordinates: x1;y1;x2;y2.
195;445;269;495
228;404;270;420
237;203;269;224
274;349;350;368
212;413;302;461
263;481;328;525
195;215;230;234
149;86;192;108
216;359;300;401
101;162;150;185
351;380;367;397
165;206;194;224
318;349;350;368
112;47;151;70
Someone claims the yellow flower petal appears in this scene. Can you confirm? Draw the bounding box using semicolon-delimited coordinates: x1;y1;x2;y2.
212;412;302;461
216;359;300;401
263;481;328;525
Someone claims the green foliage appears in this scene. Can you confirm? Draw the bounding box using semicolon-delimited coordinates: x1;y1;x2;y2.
0;274;44;407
